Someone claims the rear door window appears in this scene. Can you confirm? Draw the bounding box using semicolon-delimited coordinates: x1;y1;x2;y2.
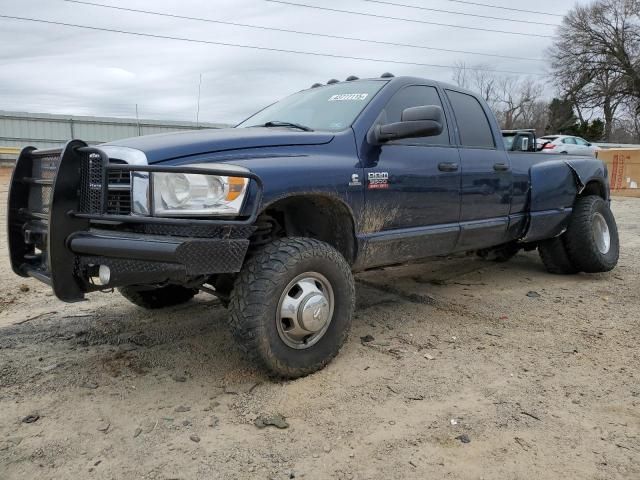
562;137;577;144
445;90;495;148
382;85;449;146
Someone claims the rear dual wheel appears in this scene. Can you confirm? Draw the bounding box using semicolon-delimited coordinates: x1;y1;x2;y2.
564;196;619;272
538;236;578;274
538;195;619;274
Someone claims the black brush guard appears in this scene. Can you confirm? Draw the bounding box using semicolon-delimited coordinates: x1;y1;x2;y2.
8;140;263;302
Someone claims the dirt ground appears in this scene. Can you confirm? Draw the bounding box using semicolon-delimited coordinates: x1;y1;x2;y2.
0;166;638;479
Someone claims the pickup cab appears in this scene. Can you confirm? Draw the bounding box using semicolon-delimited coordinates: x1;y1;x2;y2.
8;75;619;377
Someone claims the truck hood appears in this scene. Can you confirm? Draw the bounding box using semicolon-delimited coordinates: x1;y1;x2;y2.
102;127;334;164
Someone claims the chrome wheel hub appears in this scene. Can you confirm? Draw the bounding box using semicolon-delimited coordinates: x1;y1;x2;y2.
592;212;611;254
276;272;334;349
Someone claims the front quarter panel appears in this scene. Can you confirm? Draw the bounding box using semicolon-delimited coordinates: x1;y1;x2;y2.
168;131;365;233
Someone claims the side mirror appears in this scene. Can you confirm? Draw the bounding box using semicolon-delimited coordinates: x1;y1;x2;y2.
372;105;444;143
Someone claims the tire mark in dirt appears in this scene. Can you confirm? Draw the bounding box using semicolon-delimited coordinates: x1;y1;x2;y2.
355;277;499;324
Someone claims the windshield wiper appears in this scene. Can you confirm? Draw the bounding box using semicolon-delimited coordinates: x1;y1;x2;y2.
263;120;313;132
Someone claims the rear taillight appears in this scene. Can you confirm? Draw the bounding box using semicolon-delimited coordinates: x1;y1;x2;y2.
543;143;556;149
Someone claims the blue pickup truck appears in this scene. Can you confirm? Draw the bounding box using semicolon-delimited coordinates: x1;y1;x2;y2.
8;74;619;377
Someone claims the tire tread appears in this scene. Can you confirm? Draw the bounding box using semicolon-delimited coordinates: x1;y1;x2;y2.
228;237;354;378
538;236;578;274
563;196;619;273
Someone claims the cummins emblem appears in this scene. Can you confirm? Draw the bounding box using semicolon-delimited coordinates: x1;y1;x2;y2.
349;173;361;186
367;171;389;189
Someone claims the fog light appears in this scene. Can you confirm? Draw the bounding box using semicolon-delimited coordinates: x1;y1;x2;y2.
98;265;111;285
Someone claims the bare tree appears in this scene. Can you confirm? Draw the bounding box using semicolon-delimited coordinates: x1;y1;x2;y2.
451;62;499;111
524;100;552;134
451;61;471;91
494;77;544;129
613;96;640;141
550;0;640;139
452;63;545;131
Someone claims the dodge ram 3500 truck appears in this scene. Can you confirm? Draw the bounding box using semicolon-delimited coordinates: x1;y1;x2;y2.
8;75;619;378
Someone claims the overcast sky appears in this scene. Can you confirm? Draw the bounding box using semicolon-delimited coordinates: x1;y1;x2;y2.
0;0;583;124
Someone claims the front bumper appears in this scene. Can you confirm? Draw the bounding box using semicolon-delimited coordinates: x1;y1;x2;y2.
7;141;262;302
69;230;250;288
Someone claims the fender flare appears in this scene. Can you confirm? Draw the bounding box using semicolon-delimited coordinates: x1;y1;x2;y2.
257;191;359;264
522;157;608;242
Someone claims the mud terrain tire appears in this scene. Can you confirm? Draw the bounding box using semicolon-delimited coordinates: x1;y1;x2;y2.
538;236;578;274
228;237;354;378
564;196;619;273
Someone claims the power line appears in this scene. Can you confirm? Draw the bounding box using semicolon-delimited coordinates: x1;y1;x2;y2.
361;0;559;26
265;0;554;38
60;0;545;62
445;0;564;18
0;14;547;76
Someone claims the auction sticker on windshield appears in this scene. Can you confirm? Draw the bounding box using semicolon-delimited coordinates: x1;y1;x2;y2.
328;93;369;101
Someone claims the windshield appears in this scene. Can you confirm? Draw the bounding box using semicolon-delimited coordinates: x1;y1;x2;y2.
237;80;386;132
502;136;515;149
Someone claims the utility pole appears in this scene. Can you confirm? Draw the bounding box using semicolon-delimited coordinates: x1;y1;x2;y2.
196;73;202;128
135;103;141;136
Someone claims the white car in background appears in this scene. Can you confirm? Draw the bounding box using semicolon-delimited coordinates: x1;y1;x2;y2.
537;135;599;156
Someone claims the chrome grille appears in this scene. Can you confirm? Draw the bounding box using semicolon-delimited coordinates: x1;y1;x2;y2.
79;152;104;213
79;156;131;215
106;161;131;215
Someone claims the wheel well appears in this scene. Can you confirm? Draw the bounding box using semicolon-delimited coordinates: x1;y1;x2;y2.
252;195;357;264
580;180;607;199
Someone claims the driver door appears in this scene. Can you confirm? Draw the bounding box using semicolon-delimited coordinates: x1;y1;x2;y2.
359;85;461;268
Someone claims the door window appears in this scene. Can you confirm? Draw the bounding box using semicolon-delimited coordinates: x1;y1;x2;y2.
445;90;495;148
575;137;589;146
562;137;577;144
381;85;449;146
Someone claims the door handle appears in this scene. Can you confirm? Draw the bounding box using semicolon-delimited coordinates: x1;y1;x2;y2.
493;162;510;171
438;162;459;172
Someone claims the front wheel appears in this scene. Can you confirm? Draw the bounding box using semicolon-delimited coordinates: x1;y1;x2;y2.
564;196;619;273
228;238;355;378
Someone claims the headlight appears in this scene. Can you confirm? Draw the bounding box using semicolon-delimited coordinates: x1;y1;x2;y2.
153;172;248;216
131;164;249;217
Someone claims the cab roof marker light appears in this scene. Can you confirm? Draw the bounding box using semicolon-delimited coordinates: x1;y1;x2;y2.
345;75;359;81
380;72;395;78
311;83;323;88
327;79;340;84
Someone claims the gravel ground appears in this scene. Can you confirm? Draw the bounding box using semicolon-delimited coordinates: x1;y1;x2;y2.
1;167;639;479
